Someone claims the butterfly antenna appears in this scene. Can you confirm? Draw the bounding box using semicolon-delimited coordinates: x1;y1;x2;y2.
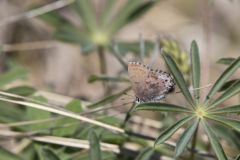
175;83;213;94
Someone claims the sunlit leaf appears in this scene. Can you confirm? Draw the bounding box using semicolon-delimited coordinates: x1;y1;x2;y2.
162;53;194;107
175;119;199;157
155;116;193;146
202;120;228;160
88;130;102;160
190;40;200;103
206;57;240;104
135;102;192;113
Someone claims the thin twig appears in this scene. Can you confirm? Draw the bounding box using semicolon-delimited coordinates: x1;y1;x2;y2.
0;0;75;27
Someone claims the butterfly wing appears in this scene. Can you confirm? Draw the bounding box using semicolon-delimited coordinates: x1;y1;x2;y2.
128;62;175;102
128;62;149;100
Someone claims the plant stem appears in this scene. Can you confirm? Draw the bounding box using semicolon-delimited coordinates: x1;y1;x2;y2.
97;46;107;75
190;125;199;160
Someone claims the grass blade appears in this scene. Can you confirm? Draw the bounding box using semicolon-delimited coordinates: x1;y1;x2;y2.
155;116;193;146
202;120;228;160
205;57;240;104
206;115;240;132
209;104;240;114
89;130;102;160
175;119;199;157
135;147;154;160
0;95;124;133
162;53;194;107
135;102;192;113
190;40;200;103
209;79;240;109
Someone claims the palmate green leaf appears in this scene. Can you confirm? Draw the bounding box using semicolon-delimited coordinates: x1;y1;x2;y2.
89;130;102;160
209;104;240;114
135;102;192;113
202;120;228;160
190;40;200;103
87;87;131;108
0;147;23;160
111;41;154;56
155;116;193;146
126;1;156;25
205;56;240;104
135;147;154;160
218;79;239;92
162;53;194;107
101;0;116;27
88;75;129;83
209;79;240;109
175;119;199;157
54;24;89;43
109;1;141;34
39;11;69;28
217;57;236;65
206;115;240;132
75;0;97;32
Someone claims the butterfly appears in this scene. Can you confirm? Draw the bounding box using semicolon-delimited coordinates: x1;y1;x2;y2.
128;62;175;103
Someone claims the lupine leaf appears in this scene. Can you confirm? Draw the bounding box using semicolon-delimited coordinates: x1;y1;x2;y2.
162;53;194;107
202;121;228;160
155;116;193;146
175;119;199;157
135;102;192;113
190;40;200;103
206;57;240;104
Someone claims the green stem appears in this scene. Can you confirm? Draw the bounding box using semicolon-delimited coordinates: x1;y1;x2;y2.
97;45;107;76
190;125;199;160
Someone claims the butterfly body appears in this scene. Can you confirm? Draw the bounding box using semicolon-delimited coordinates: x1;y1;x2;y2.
128;62;175;103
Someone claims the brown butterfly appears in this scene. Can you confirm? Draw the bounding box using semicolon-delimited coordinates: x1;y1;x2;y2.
128;62;175;103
